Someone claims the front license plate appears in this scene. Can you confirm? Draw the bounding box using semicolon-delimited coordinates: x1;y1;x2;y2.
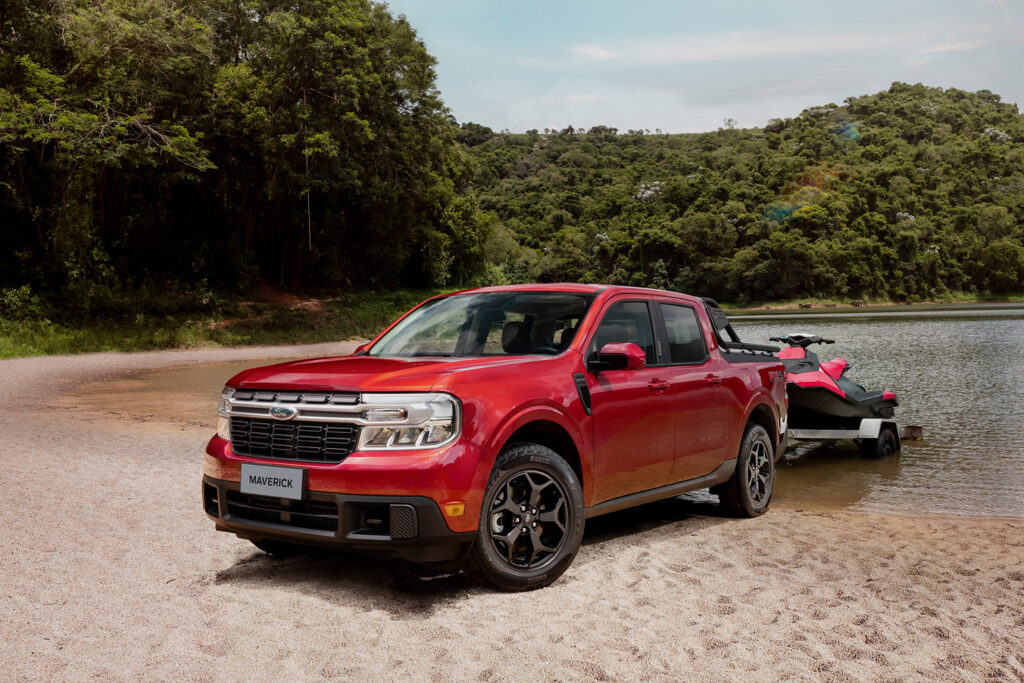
240;463;305;500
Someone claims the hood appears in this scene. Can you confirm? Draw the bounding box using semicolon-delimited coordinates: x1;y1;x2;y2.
227;354;552;393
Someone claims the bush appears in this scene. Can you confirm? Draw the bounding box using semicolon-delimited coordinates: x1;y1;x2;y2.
0;286;45;322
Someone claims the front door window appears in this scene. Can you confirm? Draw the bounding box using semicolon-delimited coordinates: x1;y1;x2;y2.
589;300;658;364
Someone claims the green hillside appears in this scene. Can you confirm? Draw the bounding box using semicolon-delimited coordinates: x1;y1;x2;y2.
463;83;1024;302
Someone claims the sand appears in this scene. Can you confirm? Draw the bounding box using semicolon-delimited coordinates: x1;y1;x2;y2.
1;344;1023;681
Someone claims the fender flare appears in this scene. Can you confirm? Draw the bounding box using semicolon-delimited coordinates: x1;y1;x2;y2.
857;418;899;439
741;392;781;441
483;402;593;503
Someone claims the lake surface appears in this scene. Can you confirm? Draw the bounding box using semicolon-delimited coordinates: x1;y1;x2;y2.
731;304;1024;520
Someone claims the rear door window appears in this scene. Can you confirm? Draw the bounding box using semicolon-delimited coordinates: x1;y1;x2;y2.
659;304;708;364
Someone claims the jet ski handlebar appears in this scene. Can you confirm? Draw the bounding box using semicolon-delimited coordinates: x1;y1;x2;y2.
769;334;835;348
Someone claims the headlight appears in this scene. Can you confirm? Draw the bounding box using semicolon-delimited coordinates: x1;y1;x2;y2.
217;416;232;440
216;387;460;452
218;387;234;440
357;393;460;451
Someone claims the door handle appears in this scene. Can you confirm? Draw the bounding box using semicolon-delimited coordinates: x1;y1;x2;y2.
704;374;723;387
648;379;670;394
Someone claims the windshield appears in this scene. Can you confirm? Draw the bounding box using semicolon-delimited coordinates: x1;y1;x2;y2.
369;291;595;357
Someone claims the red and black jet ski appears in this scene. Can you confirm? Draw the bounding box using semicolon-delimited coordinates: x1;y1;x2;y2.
771;333;900;456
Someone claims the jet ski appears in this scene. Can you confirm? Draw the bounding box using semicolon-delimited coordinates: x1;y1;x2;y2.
770;333;900;458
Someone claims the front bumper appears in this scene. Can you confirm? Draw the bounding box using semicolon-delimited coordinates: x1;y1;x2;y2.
203;434;489;534
203;475;475;563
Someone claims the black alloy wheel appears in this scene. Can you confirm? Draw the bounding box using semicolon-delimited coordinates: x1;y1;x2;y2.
464;443;585;591
745;438;773;506
718;423;775;517
488;469;569;570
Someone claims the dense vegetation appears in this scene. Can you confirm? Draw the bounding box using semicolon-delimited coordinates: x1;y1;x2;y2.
1;0;485;323
2;1;1023;357
0;287;439;358
463;83;1024;303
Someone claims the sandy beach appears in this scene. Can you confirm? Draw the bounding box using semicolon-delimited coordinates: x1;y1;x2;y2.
1;344;1022;681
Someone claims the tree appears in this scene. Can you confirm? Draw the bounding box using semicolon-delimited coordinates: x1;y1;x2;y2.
1;0;487;315
463;83;1024;299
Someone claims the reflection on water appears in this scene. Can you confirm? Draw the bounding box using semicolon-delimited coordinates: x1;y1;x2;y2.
71;360;289;427
733;305;1024;520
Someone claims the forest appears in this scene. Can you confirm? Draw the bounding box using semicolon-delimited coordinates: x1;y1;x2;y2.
2;0;1023;340
1;0;486;323
462;85;1024;303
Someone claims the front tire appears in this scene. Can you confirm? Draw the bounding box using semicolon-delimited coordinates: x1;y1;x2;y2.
464;443;585;591
249;538;306;557
718;423;775;517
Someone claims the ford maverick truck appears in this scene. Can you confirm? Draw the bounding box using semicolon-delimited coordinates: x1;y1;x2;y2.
203;284;787;590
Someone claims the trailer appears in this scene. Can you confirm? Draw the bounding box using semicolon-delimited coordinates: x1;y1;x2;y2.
786;419;921;458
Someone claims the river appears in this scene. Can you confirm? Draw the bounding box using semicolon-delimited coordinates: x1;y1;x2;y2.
731;303;1024;520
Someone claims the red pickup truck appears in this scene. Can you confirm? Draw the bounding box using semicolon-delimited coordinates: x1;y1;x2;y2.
203;284;787;590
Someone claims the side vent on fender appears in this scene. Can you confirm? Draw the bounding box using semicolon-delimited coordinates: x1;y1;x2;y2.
573;373;592;415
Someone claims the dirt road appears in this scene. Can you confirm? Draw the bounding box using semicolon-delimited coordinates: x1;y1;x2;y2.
2;345;1023;680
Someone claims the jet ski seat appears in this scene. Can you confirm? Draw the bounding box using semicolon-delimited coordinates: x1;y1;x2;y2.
819;357;847;381
835;374;884;402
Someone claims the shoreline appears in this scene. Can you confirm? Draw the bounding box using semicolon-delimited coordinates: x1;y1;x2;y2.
725;296;1024;315
3;291;1022;359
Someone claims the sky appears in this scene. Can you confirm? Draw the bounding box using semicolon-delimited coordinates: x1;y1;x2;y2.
383;0;1024;133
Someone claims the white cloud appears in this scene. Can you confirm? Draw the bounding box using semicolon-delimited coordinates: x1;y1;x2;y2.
973;0;1011;17
570;29;917;66
569;44;620;60
919;40;988;54
562;93;606;103
754;77;830;97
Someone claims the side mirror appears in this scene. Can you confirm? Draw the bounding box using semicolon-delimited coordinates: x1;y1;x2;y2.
353;343;369;356
587;342;647;372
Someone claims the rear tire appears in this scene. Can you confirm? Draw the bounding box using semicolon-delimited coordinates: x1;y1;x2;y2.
464;443;585;591
718;423;775;517
860;427;899;459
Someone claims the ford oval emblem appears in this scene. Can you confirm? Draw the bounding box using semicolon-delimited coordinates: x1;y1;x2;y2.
269;405;297;420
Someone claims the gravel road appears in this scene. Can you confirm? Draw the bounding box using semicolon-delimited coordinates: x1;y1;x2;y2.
2;344;1022;681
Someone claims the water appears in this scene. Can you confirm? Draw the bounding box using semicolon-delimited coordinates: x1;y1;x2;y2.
70;360;288;426
731;304;1024;520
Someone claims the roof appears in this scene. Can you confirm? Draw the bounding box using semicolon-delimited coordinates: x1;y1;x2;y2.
443;283;700;302
447;283;606;295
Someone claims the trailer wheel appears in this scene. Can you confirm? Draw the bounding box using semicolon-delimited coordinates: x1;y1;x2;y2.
860;426;899;459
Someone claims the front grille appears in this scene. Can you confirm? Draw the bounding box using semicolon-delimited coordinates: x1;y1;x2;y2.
225;490;339;532
230;417;359;463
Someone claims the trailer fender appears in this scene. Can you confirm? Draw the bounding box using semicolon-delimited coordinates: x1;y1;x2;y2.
857;419;898;439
